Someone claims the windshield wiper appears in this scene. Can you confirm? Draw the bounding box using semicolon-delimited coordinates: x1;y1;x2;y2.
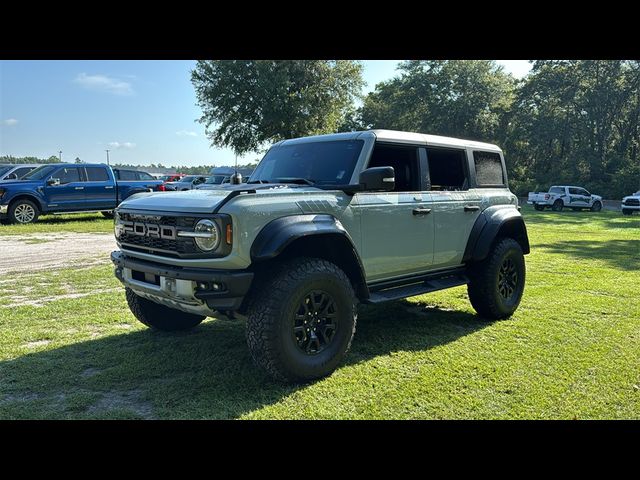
273;177;316;186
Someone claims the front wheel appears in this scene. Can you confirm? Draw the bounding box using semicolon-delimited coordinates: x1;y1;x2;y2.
591;201;602;212
246;258;357;383
467;238;526;320
125;288;205;331
101;211;114;219
552;200;564;212
8;199;39;224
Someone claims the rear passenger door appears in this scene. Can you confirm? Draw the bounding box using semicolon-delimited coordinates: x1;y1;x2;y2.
426;146;481;269
83;166;116;210
356;143;434;281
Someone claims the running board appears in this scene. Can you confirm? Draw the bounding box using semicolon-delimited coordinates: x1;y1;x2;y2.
366;272;469;304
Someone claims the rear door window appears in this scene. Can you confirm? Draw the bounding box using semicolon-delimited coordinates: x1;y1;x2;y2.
85;167;110;181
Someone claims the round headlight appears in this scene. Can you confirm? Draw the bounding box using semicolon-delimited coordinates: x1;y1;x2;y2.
194;219;220;252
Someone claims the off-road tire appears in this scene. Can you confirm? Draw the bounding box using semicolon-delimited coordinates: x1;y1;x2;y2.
125;288;205;331
591;201;602;212
246;257;357;383
467;238;526;320
534;204;544;211
8;199;39;224
622;208;633;216
101;211;114;219
552;200;564;212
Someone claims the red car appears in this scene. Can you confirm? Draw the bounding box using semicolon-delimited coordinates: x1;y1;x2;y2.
159;173;186;183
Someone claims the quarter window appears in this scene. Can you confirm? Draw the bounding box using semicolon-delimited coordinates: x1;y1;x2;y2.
473;151;505;186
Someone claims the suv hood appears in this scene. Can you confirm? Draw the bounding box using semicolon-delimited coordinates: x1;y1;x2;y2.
118;183;318;214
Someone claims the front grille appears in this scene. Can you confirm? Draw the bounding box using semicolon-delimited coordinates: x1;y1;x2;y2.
623;198;640;206
118;213;199;256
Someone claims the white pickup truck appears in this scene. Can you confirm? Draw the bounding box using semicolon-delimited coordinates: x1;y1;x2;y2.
621;191;640;215
527;186;603;212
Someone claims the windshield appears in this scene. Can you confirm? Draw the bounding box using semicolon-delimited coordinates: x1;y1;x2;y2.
21;165;58;180
0;166;11;177
178;176;198;183
250;140;364;185
160;175;177;181
205;175;227;184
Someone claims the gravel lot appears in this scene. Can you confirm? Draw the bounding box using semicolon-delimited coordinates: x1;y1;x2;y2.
0;233;117;275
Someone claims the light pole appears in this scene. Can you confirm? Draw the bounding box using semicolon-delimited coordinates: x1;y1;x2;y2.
105;149;110;166
58;150;62;162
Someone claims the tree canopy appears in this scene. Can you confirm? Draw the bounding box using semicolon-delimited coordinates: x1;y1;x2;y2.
191;60;364;155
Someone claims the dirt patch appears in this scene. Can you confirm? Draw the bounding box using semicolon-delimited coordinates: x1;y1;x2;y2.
2;288;120;308
87;390;155;419
0;233;117;275
23;340;51;349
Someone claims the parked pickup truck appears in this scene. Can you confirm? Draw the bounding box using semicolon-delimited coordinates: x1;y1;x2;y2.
621;191;640;215
527;186;603;212
0;163;163;224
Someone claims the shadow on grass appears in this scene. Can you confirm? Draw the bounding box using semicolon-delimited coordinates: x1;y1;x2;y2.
522;208;640;230
536;239;640;271
0;302;489;419
32;214;109;225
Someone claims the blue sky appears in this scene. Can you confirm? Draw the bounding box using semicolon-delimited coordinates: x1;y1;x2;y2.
0;60;532;167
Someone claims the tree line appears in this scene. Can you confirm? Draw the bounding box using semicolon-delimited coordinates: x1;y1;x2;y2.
193;60;640;199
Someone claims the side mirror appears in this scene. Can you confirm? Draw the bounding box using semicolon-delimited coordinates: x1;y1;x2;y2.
359;166;395;191
47;178;61;186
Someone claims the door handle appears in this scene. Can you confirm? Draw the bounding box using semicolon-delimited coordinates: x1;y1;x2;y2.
464;205;480;212
105;186;114;189
412;208;432;216
74;187;85;190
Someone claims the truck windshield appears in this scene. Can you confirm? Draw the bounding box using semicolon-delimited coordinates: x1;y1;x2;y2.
179;176;198;183
21;165;58;180
249;140;364;186
0;166;11;177
205;175;227;184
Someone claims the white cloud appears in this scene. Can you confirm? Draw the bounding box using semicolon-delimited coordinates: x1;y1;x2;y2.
74;73;134;96
3;118;18;126
176;130;198;137
108;141;136;149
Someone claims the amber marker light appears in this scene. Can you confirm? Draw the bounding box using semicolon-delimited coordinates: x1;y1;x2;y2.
226;224;233;245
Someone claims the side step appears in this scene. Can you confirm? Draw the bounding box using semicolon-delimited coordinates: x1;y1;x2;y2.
366;272;469;304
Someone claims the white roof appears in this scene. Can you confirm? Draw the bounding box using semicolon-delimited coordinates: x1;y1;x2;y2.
280;129;502;152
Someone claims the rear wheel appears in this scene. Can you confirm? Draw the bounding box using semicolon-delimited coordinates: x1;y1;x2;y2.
125;288;205;331
467;238;526;320
246;257;357;383
552;200;564;212
8;199;39;224
591;201;602;212
534;204;544;211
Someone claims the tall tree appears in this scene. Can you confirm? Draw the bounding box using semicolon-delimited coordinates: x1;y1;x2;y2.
191;60;364;154
361;60;516;143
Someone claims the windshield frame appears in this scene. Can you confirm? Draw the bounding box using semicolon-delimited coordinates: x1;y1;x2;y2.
21;165;59;181
249;139;366;188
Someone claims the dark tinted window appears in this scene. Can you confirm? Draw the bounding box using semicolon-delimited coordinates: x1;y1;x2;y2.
473;151;504;186
368;144;420;192
426;147;468;190
54;167;80;184
0;166;11;177
85;167;110;181
549;187;564;194
116;170;137;181
138;172;155;180
22;165;57;180
251;140;364;185
568;187;581;195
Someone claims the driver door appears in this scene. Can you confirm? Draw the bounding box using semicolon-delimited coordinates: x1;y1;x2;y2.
355;143;434;282
44;166;85;210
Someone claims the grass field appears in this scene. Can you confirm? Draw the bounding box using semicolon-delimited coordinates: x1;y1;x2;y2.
0;213;113;236
0;206;638;419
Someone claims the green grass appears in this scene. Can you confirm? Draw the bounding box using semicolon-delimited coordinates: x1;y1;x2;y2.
0;213;113;236
0;205;638;419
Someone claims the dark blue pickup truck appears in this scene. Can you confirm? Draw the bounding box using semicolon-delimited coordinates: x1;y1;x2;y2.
0;163;163;224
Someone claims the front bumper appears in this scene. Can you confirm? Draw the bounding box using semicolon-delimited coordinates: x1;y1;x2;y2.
111;251;253;316
622;204;640;210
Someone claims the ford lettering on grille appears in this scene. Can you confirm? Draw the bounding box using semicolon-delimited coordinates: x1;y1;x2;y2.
120;221;177;240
